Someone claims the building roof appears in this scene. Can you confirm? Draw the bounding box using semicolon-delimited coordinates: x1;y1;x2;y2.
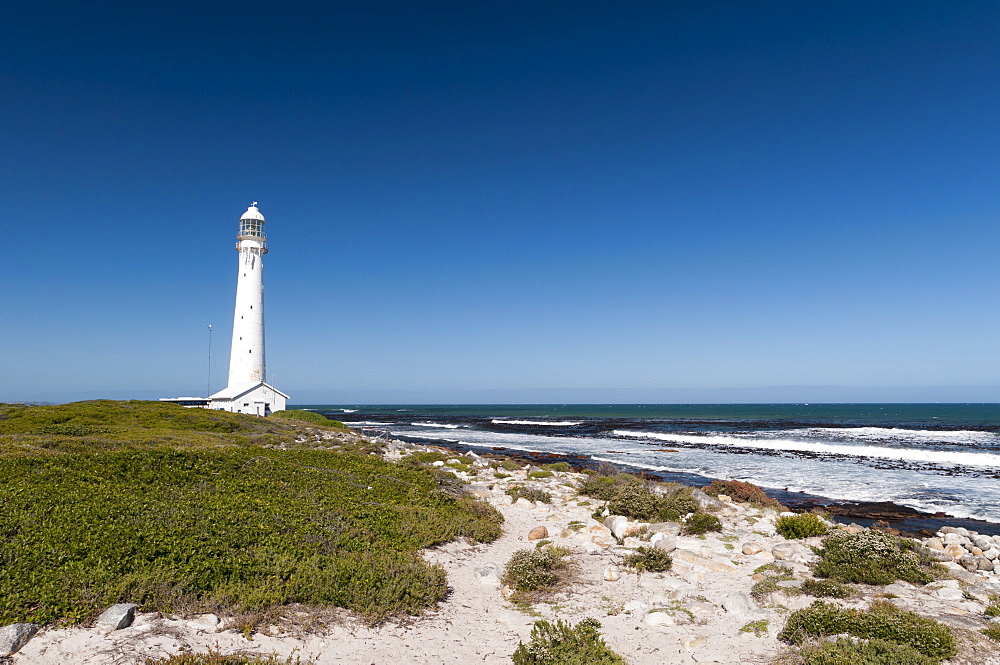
241;203;265;222
209;381;289;401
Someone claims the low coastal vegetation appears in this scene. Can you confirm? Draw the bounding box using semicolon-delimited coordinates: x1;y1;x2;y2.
502;546;572;604
622;546;673;572
704;479;782;509
779;600;956;662
813;530;936;585
579;473;706;524
269;409;347;428
146;653;308;665
511;618;626;665
0;401;503;626
776;513;829;540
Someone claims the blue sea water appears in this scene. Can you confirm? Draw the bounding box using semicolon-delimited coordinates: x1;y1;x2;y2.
295;403;1000;525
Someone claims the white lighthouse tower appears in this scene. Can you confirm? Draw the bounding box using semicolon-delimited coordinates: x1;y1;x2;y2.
208;202;288;415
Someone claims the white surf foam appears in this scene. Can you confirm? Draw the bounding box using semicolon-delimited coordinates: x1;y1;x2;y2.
411;422;462;429
786;427;998;446
492;419;583;426
614;430;1000;468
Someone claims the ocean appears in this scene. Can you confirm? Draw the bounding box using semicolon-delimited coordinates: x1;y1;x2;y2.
295;403;1000;530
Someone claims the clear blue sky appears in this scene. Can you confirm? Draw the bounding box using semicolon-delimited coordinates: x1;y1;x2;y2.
3;1;999;403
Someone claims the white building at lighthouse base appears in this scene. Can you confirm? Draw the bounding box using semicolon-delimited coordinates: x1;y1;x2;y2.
209;382;288;416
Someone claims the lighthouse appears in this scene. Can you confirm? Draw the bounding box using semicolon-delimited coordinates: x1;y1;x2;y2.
208;203;288;415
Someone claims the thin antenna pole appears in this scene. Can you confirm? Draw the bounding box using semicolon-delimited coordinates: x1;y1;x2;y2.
207;324;213;397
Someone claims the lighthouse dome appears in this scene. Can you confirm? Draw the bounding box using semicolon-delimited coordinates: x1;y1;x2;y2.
241;203;266;222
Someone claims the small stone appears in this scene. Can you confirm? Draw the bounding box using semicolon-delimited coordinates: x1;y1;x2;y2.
691;489;723;512
958;556;979;572
623;537;644;548
515;497;533;509
772;543;796;560
527;526;549;541
604;565;621;582
643;611;674;627
742;542;763;555
96;603;138;631
685;601;714;619
0;623;40;656
583;542;602;555
559;528;574;539
983;548;999;561
473;563;502;585
680;635;708;650
623;600;648;614
189;614;220;631
943;544;966;560
977;557;995;572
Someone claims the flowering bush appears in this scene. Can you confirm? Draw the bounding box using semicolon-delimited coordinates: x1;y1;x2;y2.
814;529;933;585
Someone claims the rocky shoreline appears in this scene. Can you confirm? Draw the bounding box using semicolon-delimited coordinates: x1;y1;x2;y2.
407;434;1000;537
6;434;1000;664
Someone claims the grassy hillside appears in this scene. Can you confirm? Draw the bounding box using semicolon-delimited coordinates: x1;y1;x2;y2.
0;401;503;626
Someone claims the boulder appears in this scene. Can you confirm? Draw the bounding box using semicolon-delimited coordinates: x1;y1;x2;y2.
606;516;630;541
772;543;796;560
515;497;534;509
603;565;621;582
653;535;678;553
742;542;764;555
671;549;736;573
964;582;1000;603
691;489;723;512
648;522;682;536
474;563;502;585
943;544;966;560
984;548;1000;561
527;526;549;541
96;603;138;631
0;623;39;656
924;537;945;551
721;593;764;622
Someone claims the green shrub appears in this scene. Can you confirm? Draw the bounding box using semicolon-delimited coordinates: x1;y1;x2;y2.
776;513;829;539
501;459;524;471
582;474;699;522
814;530;934;585
544;462;571;472
528;470;554;479
985;594;1000;617
511;618;626;665
751;564;796;602
622;547;673;572
506;486;552;504
798;638;938;665
740;619;769;636
704;479;782;509
270;410;345;428
779;600;956;661
801;579;853;598
983;624;1000;642
502;547;570;601
684;512;721;535
0;444;503;626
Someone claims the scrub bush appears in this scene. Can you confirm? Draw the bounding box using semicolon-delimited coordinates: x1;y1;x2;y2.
146;653;308;665
511;618;626;665
684;512;722;535
502;547;571;602
270;410;346;428
800;579;853;598
581;474;699;522
776;513;829;539
622;547;673;572
543;462;571;472
813;530;934;585
797;638;938;665
983;624;1000;642
506;486;552;504
528;470;554;479
779;600;955;661
704;479;782;509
